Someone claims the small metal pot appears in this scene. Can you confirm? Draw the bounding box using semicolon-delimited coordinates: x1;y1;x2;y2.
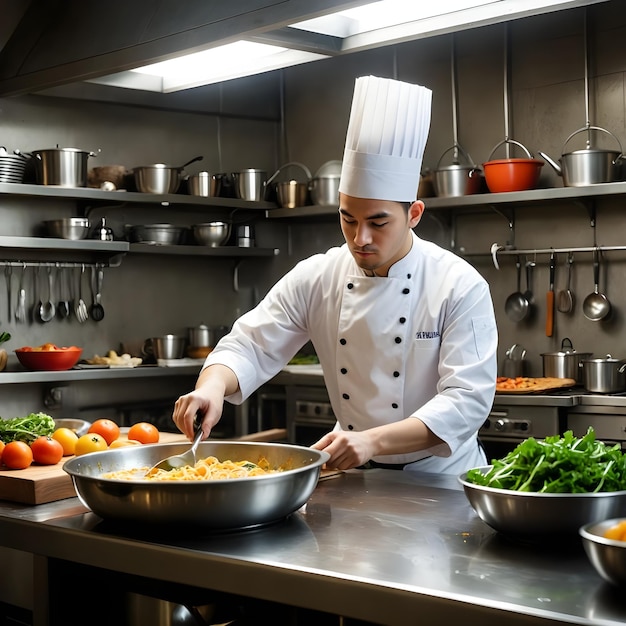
187;171;221;197
541;338;592;382
580;355;626;394
433;144;484;197
32;147;99;188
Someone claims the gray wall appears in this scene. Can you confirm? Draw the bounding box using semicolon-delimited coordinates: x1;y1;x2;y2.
0;1;625;418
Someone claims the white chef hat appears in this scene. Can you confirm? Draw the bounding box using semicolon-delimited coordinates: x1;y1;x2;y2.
339;75;432;202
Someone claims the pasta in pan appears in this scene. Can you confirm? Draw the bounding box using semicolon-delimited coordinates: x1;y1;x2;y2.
102;455;283;481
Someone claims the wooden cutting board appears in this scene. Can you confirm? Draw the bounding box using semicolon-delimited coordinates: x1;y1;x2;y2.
0;432;188;505
495;376;577;394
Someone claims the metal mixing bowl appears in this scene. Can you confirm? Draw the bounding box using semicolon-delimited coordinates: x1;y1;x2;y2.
129;224;186;245
63;441;329;529
53;418;91;436
459;467;626;539
192;222;231;247
44;217;90;240
580;518;626;587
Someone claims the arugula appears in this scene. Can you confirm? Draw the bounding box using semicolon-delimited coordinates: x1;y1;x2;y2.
467;427;626;493
0;412;56;443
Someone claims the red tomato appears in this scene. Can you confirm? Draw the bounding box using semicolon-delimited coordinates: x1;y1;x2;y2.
88;419;120;446
128;422;160;444
2;441;33;469
30;436;64;465
0;441;5;463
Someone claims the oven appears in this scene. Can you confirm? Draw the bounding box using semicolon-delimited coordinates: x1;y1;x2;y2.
566;398;626;451
286;385;336;446
480;403;566;460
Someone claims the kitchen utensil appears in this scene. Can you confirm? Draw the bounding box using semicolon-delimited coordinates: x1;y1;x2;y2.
459;467;626;539
44;217;90;240
483;139;544;192
191;222;231;247
95;217;113;241
39;265;55;322
75;264;88;323
53;418;91;437
504;257;529;322
63;440;329;528
147;335;186;360
0;146;28;183
237;224;255;247
583;248;611;321
541;337;592;382
483;27;543;193
188;324;212;348
538;14;624;186
133;156;203;194
501;343;527;378
147;423;203;475
523;259;535;304
128;224;186;245
4;264;11;322
15;346;82;371
233;169;267;201
32;266;42;323
557;252;574;313
32;147;98;187
266;162;312;207
309;160;341;206
56;265;70;319
14;264;26;323
581;518;626;587
580;355;626;394
546;250;555;337
187;171;221;197
433;37;484;198
89;265;105;322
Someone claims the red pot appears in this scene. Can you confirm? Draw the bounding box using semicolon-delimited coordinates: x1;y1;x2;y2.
483;138;544;193
483;158;544;193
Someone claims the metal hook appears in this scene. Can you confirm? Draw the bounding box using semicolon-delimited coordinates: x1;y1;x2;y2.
491;243;503;270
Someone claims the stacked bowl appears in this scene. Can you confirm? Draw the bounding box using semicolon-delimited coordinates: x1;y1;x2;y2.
0;147;28;184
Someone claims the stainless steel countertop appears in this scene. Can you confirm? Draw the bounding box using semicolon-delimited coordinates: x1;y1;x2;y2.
0;470;624;624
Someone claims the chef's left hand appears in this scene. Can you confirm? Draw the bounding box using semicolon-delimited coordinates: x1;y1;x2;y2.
311;430;375;470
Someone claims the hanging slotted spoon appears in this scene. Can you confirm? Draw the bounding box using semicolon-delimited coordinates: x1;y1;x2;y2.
557;252;575;314
146;424;203;476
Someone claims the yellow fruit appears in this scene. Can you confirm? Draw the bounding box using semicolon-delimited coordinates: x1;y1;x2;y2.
52;428;79;456
109;439;141;449
74;433;107;456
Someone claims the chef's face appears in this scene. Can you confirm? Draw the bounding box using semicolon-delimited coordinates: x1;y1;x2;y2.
338;193;424;277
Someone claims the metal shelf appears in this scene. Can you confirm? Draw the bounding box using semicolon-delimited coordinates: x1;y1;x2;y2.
128;243;279;257
0;182;277;212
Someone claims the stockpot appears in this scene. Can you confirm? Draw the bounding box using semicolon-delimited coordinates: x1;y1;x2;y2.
32;147;99;187
433;144;483;197
541;337;592;382
580;355;626;394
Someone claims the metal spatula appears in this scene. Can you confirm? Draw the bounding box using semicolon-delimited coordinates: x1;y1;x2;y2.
146;424;203;475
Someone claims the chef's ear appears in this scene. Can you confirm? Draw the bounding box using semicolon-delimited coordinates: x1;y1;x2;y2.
407;200;425;228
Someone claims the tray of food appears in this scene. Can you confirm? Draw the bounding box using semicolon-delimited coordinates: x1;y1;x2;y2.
495;376;577;394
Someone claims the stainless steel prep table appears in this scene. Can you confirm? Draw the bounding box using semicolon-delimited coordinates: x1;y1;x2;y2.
0;470;625;625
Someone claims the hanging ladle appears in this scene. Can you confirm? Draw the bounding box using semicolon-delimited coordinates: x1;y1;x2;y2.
39;265;56;323
89;265;105;322
504;256;529;322
583;248;611;321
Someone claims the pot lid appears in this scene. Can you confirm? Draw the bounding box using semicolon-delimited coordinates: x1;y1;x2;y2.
581;354;625;363
564;147;621;157
540;350;592;357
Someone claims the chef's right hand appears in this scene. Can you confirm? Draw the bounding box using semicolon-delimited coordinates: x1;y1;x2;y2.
172;364;238;439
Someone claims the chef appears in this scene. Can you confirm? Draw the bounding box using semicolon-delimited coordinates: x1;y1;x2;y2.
173;75;498;474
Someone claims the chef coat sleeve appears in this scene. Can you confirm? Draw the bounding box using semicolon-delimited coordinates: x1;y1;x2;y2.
202;256;320;404
412;278;498;458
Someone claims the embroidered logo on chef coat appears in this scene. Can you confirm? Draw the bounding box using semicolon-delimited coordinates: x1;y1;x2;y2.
415;330;440;340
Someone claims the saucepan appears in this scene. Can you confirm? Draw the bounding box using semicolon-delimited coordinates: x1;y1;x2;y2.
63;441;329;529
541;337;592;382
133;156;203;194
433;144;484;197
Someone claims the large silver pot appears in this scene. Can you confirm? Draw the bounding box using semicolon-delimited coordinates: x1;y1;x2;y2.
134;156;203;194
63;441;329;529
539;126;625;186
580;355;626;394
541;338;592;382
32;147;98;188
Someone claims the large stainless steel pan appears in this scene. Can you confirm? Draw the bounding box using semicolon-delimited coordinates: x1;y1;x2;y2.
63;441;329;530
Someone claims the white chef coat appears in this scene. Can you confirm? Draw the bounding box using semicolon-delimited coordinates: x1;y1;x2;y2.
205;231;498;474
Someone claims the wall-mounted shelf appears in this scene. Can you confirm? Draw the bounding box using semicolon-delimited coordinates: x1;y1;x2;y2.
128;243;279;257
0;236;129;266
0;182;278;213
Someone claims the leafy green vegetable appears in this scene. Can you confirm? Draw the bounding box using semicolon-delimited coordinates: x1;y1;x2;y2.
0;332;11;345
0;412;56;443
467;428;626;493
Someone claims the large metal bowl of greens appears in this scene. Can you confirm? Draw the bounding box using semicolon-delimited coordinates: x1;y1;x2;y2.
64;441;329;530
459;429;626;539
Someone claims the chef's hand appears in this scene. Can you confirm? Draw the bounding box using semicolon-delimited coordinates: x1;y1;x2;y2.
172;364;239;440
311;430;376;470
